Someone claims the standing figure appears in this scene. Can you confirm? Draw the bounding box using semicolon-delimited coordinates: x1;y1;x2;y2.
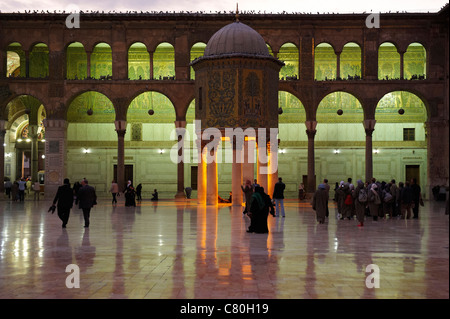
312;184;329;224
410;178;422;219
247;186;275;233
353;180;367;227
52;178;74;228
241;180;253;215
4;179;12;199
124;181;136;206
77;179;97;228
18;178;26;202
335;181;345;219
136;184;142;201
109;180;119;205
33;180;41;201
368;183;381;221
273;177;286;217
400;181;414;219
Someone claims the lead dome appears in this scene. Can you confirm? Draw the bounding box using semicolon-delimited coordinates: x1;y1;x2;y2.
203;21;270;58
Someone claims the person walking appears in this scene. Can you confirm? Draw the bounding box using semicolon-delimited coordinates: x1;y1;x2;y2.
77;179;97;228
247;186;275;233
312;184;329;224
4;179;12;199
323;179;330;217
273;177;286;217
33;180;41;201
335;181;345;219
124;181;136;206
241;180;253;215
52;178;74;228
18;178;26;202
410;178;422;219
390;179;399;217
109;180;119;205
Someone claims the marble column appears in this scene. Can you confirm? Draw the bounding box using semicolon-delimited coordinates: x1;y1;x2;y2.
115;120;126;190
231;137;243;207
196;139;206;205
149;51;154;79
257;141;268;193
399;50;405;80
243;139;255;184
305;121;317;193
42;119;68;199
174;120;186;199
336;51;341;79
0;120;5;193
29;124;39;183
363;119;376;182
267;139;279;198
206;140;219;206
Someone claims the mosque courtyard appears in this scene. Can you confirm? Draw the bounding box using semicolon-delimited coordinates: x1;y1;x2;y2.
0;196;448;300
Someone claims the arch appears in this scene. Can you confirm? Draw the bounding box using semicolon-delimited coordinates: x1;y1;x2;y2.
127;91;176;123
266;43;274;57
375;91;427;123
278;91;306;123
6;42;25;77
317;91;363;123
186;99;195;123
278;42;299;80
404;42;427;80
29;42;49;78
67;91;115;123
315;42;337;81
378;42;400;80
340;42;361;79
128;42;150;80
66;42;87;80
190;42;206;80
154;42;175;79
91;42;112;79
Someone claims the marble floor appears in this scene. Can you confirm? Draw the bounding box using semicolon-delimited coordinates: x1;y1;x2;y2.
0;196;448;300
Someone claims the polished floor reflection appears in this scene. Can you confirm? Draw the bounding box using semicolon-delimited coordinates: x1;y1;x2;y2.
0;197;448;299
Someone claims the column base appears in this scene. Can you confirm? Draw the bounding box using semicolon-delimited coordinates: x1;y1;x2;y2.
174;191;186;199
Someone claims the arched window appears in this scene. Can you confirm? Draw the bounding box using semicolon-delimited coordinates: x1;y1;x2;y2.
128;42;150;80
154;42;175;79
340;42;361;80
66;42;87;80
29;43;49;78
91;42;112;79
315;43;336;81
404;43;426;80
378;42;400;80
6;42;25;77
190;42;206;80
278;43;299;80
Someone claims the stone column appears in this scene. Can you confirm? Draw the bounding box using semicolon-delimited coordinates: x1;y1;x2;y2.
42;119;68;199
206;140;219;206
243;139;255;184
86;50;91;79
363;119;376;182
174;120;186;199
399;50;405;80
336;51;341;79
149;51;154;79
231;137;243;206
267;139;279;198
0;120;5;193
115;120;127;190
257;141;268;193
25;50;30;78
29;124;39;183
196;139;206;205
305;120;317;193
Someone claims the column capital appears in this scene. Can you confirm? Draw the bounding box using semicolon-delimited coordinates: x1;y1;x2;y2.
305;120;317;132
114;120;127;132
174;120;187;128
363;119;376;136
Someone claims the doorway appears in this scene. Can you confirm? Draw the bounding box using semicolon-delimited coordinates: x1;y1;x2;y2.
405;165;420;184
113;164;134;189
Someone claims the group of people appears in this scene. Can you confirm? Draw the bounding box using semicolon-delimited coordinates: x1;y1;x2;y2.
313;177;423;226
109;180;158;207
52;178;97;228
4;178;41;202
240;177;286;234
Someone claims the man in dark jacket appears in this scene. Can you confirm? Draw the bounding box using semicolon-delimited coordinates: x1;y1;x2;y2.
273;177;286;217
53;178;74;228
77;179;97;228
400;181;414;219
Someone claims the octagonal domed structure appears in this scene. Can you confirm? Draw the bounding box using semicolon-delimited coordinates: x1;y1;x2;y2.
203;21;271;58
